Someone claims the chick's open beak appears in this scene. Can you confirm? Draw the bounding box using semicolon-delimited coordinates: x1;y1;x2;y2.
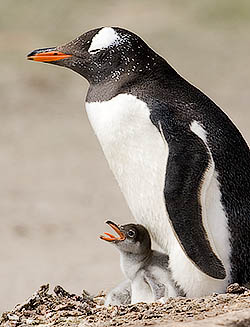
27;47;72;62
100;221;125;242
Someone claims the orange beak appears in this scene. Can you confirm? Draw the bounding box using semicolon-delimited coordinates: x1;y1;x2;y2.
100;221;125;242
27;47;72;62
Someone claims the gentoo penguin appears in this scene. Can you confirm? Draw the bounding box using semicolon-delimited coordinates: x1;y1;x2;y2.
100;221;182;305
27;27;250;297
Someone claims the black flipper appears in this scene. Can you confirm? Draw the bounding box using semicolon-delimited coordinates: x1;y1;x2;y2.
150;110;226;280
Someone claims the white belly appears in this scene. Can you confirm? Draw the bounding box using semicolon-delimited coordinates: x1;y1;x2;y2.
131;275;154;304
85;94;231;297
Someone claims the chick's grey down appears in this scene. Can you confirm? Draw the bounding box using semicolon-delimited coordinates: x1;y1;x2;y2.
101;221;183;305
27;26;250;297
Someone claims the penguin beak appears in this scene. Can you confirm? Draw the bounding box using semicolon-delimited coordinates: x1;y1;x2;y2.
100;221;126;242
27;47;72;62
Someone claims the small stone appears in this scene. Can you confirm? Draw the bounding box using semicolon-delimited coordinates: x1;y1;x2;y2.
227;283;249;294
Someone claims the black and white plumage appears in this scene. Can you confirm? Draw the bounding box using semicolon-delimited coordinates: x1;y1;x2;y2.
27;27;250;297
100;221;182;305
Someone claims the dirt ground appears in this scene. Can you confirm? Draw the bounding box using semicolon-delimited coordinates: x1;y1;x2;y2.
1;0;250;317
1;284;250;327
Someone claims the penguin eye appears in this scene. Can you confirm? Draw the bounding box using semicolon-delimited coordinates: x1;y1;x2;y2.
127;230;136;238
89;49;100;55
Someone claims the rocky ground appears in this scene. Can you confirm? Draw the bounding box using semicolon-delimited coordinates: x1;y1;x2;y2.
1;284;250;327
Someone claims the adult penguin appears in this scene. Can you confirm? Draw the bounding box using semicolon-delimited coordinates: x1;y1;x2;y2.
27;27;250;297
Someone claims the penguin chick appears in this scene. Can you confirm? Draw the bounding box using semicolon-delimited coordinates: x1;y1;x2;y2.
100;221;183;305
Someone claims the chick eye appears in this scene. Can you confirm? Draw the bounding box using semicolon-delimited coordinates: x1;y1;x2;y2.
127;230;136;238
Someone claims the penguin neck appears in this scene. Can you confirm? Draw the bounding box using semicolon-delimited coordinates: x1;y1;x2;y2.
86;55;178;103
119;249;152;281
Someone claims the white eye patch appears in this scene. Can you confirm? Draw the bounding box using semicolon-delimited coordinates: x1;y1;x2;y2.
88;27;120;53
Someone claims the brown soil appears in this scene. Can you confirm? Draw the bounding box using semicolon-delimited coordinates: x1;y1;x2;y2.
1;284;250;327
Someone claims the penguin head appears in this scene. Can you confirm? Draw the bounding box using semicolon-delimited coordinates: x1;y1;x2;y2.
100;220;151;255
27;27;161;84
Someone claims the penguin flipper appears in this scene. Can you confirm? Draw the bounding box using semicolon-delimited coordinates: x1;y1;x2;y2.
151;112;226;280
144;271;166;300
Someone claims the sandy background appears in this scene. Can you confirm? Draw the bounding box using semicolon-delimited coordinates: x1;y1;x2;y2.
0;0;250;313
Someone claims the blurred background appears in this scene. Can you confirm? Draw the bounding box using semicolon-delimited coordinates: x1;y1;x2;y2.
0;0;250;313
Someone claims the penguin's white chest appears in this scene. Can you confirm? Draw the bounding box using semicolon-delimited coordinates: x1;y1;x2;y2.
86;94;170;249
131;273;154;304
